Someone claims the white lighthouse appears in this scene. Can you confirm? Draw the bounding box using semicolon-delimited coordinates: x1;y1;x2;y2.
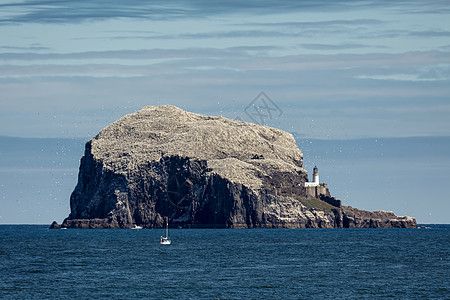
303;166;320;187
303;165;331;199
313;166;319;184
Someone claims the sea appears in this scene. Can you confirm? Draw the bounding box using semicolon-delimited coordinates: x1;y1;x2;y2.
0;225;449;299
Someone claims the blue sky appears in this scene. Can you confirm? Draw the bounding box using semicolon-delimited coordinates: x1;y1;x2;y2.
0;0;449;139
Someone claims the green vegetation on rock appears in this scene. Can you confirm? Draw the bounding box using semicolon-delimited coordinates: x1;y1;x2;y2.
296;196;336;212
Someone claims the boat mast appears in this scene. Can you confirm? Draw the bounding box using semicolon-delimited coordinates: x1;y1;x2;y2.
166;218;169;238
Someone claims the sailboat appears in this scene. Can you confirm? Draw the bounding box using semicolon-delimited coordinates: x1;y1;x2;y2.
160;218;171;245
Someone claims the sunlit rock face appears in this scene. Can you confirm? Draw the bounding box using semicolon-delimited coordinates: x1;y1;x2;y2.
57;105;416;229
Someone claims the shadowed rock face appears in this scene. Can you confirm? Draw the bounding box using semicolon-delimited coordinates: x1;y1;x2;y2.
56;105;416;229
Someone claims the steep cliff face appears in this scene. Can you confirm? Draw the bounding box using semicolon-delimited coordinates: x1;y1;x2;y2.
57;105;416;229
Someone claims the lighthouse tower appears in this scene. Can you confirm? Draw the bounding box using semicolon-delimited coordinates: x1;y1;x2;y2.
313;166;319;184
303;166;320;187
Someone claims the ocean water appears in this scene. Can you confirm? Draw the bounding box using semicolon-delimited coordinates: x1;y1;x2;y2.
0;226;448;299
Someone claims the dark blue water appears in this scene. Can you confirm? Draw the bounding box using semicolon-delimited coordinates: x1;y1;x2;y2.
1;226;449;299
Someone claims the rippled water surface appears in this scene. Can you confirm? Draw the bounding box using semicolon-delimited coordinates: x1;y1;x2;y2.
1;225;448;299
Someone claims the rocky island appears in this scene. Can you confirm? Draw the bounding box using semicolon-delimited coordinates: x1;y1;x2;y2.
51;105;416;229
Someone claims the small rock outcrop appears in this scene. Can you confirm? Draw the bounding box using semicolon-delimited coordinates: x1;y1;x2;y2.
49;221;61;229
341;206;417;228
57;105;416;229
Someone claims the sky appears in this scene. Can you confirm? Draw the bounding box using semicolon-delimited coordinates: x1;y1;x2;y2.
0;1;450;224
0;0;449;139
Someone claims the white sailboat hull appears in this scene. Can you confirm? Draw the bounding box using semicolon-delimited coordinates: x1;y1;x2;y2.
160;239;171;245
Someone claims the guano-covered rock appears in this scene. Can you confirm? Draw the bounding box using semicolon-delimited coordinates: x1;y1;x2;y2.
56;105;416;229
